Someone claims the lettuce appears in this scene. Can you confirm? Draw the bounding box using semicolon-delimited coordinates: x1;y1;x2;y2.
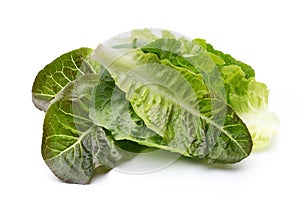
32;28;278;184
194;39;279;150
130;30;278;150
91;47;252;163
124;30;278;150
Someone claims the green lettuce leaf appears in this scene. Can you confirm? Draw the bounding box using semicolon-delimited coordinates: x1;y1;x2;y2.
140;33;278;150
193;38;255;79
33;47;145;184
193;39;279;150
42;74;125;184
32;29;278;184
141;38;226;101
92;45;252;163
218;65;279;150
32;48;100;111
90;70;183;153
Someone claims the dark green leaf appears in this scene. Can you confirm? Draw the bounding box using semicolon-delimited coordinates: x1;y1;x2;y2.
42;74;124;184
92;46;252;163
32;48;100;111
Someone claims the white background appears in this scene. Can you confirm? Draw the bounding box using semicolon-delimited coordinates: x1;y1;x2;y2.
1;0;299;199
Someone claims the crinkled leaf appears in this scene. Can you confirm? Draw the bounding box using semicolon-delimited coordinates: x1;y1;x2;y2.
141;38;226;101
195;37;278;150
32;48;100;111
92;46;252;163
145;36;278;151
42;74;124;184
90;70;198;157
193;38;255;79
218;65;279;150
